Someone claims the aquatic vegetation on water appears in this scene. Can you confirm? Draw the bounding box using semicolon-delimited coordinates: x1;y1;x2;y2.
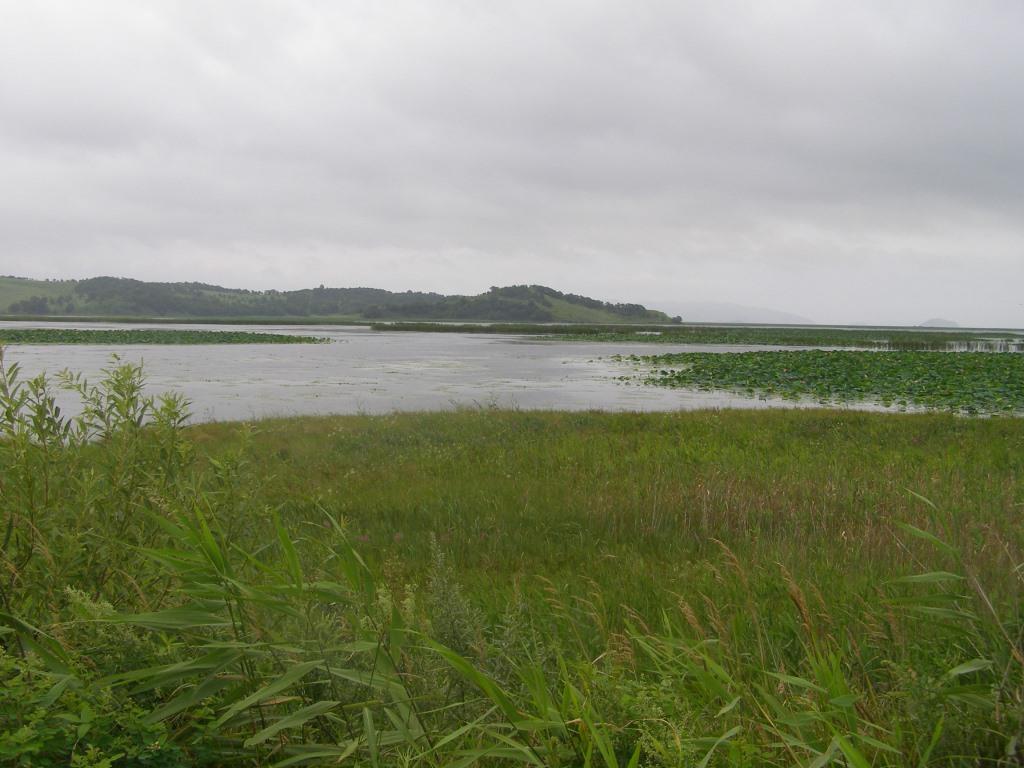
0;327;328;344
629;349;1024;413
375;321;1024;350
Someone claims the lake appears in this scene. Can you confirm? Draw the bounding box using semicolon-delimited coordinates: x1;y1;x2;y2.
1;321;896;422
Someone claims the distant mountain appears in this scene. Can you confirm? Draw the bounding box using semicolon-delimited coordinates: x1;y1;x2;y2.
652;300;814;325
361;285;669;323
0;276;671;324
919;318;960;328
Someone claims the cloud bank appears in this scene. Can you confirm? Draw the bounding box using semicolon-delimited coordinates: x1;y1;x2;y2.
1;1;1022;325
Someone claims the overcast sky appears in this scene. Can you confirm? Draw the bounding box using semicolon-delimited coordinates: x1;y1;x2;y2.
1;1;1022;326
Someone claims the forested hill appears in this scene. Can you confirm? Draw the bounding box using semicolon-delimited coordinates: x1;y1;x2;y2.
0;276;673;323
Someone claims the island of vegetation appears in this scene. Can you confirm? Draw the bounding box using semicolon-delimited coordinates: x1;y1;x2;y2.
0;328;328;345
0;276;672;324
626;349;1024;414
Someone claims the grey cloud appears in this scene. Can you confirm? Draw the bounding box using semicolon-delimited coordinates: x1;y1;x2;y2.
1;1;1022;325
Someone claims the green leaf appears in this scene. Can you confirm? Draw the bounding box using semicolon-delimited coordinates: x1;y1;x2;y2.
270;742;360;767
716;696;741;717
917;716;944;768
145;675;237;724
423;639;522;725
417;707;498;757
766;672;827;694
835;736;871;768
907;605;976;621
244;700;340;748
696;725;741;768
118;605;232;630
806;738;839;768
857;733;900;754
894;522;956;556
363;707;380;768
828;694;859;709
38;675;76;709
945;658;993;678
274;511;304;588
892;571;964;585
0;610;72;674
214;659;324;728
580;706;618;768
905;489;938;510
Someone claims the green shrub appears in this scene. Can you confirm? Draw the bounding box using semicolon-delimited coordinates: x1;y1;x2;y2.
0;649;187;767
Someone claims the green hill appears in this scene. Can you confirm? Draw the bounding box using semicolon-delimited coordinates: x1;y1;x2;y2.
0;276;671;324
0;276;77;311
361;285;669;322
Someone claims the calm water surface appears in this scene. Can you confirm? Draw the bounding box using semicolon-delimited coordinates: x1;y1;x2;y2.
1;322;900;422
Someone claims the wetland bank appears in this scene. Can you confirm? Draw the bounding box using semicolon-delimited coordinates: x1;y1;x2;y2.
1;324;1023;766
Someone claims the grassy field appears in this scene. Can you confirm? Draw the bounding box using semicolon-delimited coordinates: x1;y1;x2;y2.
1;350;1022;766
0;328;328;344
374;321;1024;351
0;277;76;307
627;349;1024;414
192;408;1024;628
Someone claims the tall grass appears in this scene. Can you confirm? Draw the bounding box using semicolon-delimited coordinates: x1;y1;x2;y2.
1;346;1021;765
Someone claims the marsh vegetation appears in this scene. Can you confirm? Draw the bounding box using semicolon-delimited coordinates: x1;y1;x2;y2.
0;328;327;345
627;350;1024;414
375;322;1024;352
1;348;1022;766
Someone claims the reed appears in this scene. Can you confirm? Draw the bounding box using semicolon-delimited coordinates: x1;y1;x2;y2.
1;347;1021;765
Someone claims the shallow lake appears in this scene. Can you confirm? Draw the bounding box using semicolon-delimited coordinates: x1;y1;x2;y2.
2;321;904;422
